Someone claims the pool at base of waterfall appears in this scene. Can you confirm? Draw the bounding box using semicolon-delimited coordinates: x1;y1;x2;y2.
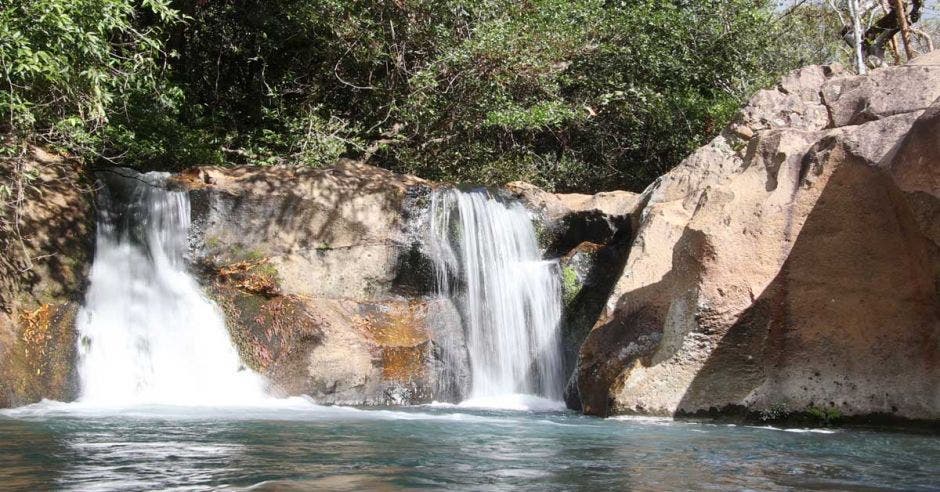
1;400;937;491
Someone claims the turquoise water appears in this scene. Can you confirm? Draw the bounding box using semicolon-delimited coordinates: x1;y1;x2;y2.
0;402;937;491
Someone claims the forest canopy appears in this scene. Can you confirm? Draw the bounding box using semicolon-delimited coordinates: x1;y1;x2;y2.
1;0;937;192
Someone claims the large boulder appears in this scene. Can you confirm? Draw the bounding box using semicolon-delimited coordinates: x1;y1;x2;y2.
0;147;94;407
575;60;940;423
179;161;470;405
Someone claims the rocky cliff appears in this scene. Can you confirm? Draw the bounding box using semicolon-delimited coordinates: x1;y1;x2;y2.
574;52;940;423
0;147;94;407
176;162;628;405
174;162;461;405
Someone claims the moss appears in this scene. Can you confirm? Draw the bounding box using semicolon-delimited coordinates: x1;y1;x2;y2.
227;243;267;262
244;248;266;262
209;257;280;296
532;217;553;250
252;262;279;282
561;264;581;305
807;405;843;426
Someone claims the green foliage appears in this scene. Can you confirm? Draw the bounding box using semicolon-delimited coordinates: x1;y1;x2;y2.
2;0;852;192
0;0;180;156
121;0;806;190
775;2;852;68
807;405;843;425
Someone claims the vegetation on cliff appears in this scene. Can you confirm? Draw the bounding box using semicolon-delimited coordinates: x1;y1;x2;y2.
1;0;936;194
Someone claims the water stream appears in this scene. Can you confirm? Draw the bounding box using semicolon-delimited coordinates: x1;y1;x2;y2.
75;171;266;406
1;405;937;491
429;189;564;401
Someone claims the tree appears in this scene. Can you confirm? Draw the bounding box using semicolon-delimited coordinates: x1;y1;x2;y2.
138;0;798;192
0;0;180;156
821;0;930;71
1;0;839;193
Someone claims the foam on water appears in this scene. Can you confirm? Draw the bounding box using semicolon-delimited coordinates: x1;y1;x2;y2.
427;393;567;412
0;397;516;425
748;425;839;434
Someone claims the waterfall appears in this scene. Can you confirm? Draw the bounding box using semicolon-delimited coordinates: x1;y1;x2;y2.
429;189;564;400
76;171;266;406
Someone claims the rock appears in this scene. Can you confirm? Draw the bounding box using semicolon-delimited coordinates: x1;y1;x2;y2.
888;97;940;199
733;65;842;135
505;181;641;222
0;148;93;407
184;162;645;406
575;61;940;423
506;181;640;410
506;181;639;256
821;65;940;127
559;239;631;411
0;304;80;407
779;64;845;102
908;49;940;66
730;124;754;140
737;87;830;132
186;160;433;300
184;162;471;405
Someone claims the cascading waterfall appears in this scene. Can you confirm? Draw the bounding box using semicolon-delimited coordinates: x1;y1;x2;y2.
76;171;266;406
429;189;564;400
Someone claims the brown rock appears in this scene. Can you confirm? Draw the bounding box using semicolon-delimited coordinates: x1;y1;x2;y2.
575;62;940;422
888;97;940;199
188;162;433;300
0;148;93;407
822;65;940;127
732;65;843;135
505;181;640;221
189;162;469;405
908;49;940;66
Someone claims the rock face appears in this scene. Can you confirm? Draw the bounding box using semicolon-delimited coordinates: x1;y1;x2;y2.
0;148;94;407
178;163;636;406
574;60;940;422
179;162;473;405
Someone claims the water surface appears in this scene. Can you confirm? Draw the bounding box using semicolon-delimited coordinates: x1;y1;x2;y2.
1;401;937;491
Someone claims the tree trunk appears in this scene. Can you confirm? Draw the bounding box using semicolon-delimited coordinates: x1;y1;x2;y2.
848;0;868;74
893;0;915;59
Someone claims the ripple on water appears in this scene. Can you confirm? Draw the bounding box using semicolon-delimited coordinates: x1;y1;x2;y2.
0;404;937;491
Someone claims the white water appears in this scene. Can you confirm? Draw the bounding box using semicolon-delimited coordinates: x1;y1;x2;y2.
75;171;267;406
427;394;567;412
429;189;564;400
